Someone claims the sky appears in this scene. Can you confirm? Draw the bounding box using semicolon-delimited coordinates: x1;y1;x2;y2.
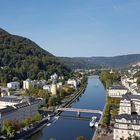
0;0;140;57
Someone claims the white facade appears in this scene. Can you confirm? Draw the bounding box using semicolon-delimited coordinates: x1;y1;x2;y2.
23;79;33;90
114;114;140;140
114;93;140;140
51;73;58;81
108;85;128;97
7;82;20;89
67;79;77;89
119;94;140;115
43;85;51;92
57;82;62;89
23;79;47;90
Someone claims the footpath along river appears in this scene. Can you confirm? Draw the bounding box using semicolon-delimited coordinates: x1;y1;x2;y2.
28;75;106;140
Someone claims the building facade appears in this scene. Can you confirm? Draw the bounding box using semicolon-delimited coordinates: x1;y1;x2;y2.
114;93;140;140
114;114;140;140
7;82;20;90
108;85;128;97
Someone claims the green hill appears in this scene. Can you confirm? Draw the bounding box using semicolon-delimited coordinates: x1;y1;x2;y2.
60;54;140;69
0;28;71;84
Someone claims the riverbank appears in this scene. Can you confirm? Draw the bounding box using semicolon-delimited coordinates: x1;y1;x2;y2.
92;91;108;140
93;95;120;140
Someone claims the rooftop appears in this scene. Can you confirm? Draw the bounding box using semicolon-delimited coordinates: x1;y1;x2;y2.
116;114;140;124
0;106;16;114
0;96;22;103
122;93;140;101
109;85;127;90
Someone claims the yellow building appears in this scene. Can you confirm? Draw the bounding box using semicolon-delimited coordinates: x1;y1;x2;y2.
51;83;57;96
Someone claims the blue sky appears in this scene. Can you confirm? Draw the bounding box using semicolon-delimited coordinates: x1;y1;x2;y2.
0;0;140;57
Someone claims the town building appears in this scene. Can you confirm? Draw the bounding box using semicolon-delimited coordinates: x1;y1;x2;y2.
119;93;140;115
51;82;57;96
23;79;47;90
50;73;58;81
43;85;51;92
0;87;10;97
114;114;140;140
23;79;34;90
114;93;140;139
108;85;128;97
67;79;77;89
57;82;62;89
0;97;43;129
7;82;20;90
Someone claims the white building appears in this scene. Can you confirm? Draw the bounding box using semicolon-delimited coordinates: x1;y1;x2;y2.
67;79;77;89
108;85;128;97
119;93;140;115
7;82;20;90
23;79;34;90
23;79;47;90
114;114;140;140
51;73;58;81
57;82;62;89
43;85;51;92
114;93;140;140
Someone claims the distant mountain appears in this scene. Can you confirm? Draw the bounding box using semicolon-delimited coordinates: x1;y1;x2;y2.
60;54;140;69
0;28;71;84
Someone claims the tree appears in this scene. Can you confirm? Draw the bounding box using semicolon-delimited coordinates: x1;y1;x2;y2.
48;97;55;106
2;121;16;137
59;87;65;97
76;136;86;140
33;113;42;122
23;118;32;126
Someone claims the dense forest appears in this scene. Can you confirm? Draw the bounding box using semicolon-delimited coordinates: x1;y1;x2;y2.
0;28;71;85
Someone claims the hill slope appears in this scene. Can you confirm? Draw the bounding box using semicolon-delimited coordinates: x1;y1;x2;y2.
0;28;71;84
60;54;140;69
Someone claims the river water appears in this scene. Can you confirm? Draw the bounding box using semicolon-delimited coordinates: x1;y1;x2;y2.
28;75;106;140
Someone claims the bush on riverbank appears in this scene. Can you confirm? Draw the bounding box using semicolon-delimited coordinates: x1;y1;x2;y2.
76;136;86;140
2;113;42;138
101;97;120;128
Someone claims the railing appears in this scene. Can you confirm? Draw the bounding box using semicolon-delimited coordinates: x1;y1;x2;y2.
57;107;102;114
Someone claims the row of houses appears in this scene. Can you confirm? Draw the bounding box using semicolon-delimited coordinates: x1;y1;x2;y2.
5;78;79;96
112;68;140;140
114;93;140;140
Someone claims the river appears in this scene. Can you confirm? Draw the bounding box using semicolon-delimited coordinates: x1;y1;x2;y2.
28;75;106;140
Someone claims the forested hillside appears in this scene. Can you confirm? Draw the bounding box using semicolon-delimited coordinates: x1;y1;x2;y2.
0;28;71;85
60;54;140;69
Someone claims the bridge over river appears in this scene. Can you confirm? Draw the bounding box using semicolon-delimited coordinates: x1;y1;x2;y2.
57;107;102;115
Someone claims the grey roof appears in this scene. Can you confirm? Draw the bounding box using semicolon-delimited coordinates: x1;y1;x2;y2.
109;85;127;90
0;106;16;114
122;93;140;101
0;97;21;103
116;114;140;124
14;102;29;109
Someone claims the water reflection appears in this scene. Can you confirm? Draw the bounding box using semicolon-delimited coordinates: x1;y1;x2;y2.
28;76;105;140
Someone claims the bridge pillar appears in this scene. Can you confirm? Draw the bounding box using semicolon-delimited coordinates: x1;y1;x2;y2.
77;111;80;117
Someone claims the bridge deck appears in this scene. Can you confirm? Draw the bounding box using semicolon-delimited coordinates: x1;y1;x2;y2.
57;108;102;114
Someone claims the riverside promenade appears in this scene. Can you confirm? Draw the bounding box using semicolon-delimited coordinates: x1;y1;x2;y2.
92;91;111;140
